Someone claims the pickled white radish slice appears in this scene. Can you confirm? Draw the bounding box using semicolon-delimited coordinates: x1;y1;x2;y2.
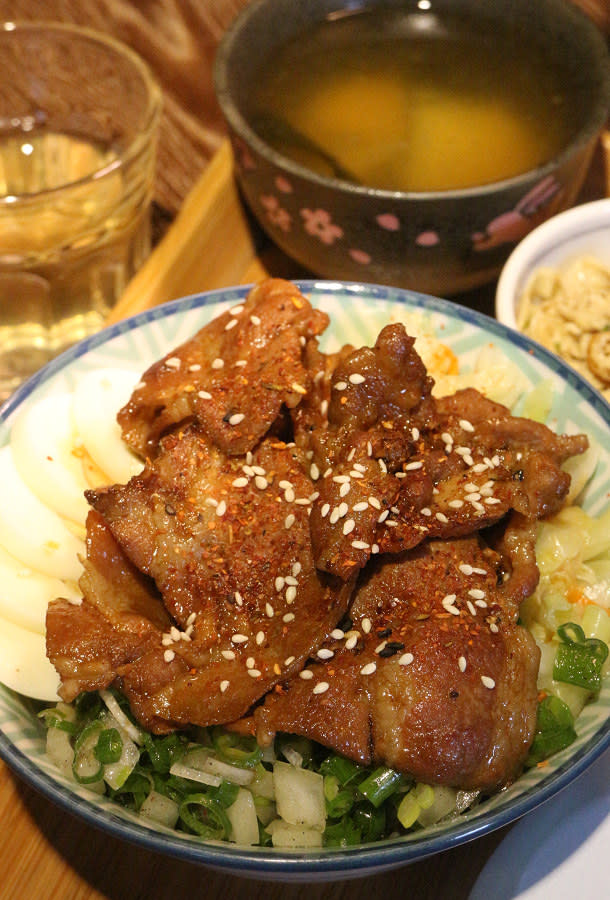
72;368;144;485
0;543;80;635
0;445;85;581
0;616;60;701
10;392;90;524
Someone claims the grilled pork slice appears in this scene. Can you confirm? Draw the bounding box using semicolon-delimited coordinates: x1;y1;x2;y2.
71;430;353;732
255;536;541;792
308;323;588;580
117;278;329;459
46;510;172;704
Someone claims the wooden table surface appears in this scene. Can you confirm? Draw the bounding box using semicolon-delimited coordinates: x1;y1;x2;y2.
1;3;609;898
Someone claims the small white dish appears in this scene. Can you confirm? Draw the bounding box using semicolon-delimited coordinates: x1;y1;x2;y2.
495;197;610;330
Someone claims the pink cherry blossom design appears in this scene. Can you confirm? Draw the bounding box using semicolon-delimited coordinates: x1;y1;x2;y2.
349;248;372;265
376;213;400;231
415;230;440;247
275;175;293;194
300;208;344;244
260;194;292;232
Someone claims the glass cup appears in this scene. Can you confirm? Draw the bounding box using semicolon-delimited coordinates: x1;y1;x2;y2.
0;22;162;401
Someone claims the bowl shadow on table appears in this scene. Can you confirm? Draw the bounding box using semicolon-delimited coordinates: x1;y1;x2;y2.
11;768;508;899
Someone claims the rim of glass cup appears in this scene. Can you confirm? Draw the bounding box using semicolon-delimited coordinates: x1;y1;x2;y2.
0;20;162;205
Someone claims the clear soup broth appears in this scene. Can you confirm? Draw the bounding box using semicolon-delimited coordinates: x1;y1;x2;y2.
246;7;581;192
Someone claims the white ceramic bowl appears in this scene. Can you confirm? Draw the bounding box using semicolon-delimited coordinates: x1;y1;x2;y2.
1;282;609;882
495;197;610;330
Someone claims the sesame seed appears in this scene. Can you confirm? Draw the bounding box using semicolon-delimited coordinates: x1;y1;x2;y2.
411;427;420;440
448;499;464;509
285;575;298;586
352;462;367;473
360;662;377;676
165;356;181;369
234;591;244;606
353;501;369;512
283;613;295;623
284;656;295;666
436;512;449;523
235;359;247;367
313;682;330;694
198;390;212;400
399;652;414;666
220;680;230;693
317;648;334;660
232;476;249;488
351;540;370;550
337;502;349;518
228;412;245;426
187;612;197;626
460;419;475;432
345;633;359;650
265;603;275;618
333;475;350;484
468;589;486;600
343;518;356;536
212;358;224;369
285;585;297;603
250;314;261;324
256;631;265;645
216;500;227;517
331;628;345;640
339;482;351;497
221;649;236;660
321;503;330;518
291;382;307;395
371;543;380;554
248;669;262;678
368;496;381;510
489;622;499;633
378;509;389;523
334;381;348;391
225;318;238;331
246;657;255;669
164;649;175;662
310;463;320;480
481;675;496;689
231;633;248;644
467;600;477;616
458;656;467;672
459;563;474;575
285;513;295;529
485;497;502;505
275;576;285;591
299;670;314;680
405;460;423;471
421;507;432;516
255;475;268;490
349;373;366;384
361;618;372;634
375;641;387;654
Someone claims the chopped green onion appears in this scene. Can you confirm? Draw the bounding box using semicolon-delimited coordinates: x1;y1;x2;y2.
352;803;386;842
211;727;264;768
319;753;363;785
94;728;123;764
526;695;577;767
179;793;232;839
554;622;609;692
323;774;355;818
357;766;405;808
72;720;104;784
323;816;362;847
